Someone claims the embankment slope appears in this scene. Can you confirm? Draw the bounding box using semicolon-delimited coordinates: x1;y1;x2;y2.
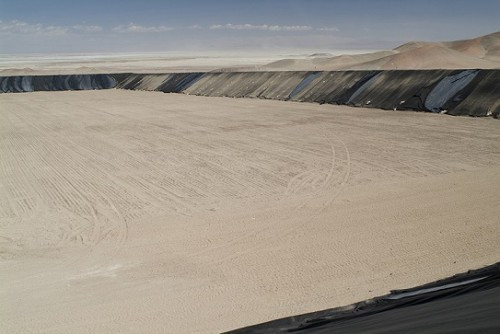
2;69;499;117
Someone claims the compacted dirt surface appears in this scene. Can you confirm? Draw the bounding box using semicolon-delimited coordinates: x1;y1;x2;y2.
1;90;499;333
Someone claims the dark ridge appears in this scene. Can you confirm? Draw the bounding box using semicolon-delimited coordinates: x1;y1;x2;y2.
1;70;499;117
224;262;500;334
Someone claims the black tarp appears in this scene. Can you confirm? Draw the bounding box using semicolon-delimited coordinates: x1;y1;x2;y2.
226;263;500;334
254;72;311;100
183;72;310;100
288;72;321;99
336;71;380;105
344;71;381;106
424;70;480;113
291;71;374;104
1;71;499;118
0;74;117;93
449;70;500;117
114;73;145;90
343;70;452;110
157;73;204;92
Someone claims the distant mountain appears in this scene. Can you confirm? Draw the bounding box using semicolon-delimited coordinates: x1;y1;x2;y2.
264;31;500;70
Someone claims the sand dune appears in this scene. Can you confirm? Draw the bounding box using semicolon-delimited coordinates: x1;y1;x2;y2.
446;31;500;61
353;44;498;70
265;31;500;70
264;50;397;70
1;90;500;333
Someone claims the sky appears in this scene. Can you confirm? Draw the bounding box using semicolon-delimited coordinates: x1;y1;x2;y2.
1;0;499;54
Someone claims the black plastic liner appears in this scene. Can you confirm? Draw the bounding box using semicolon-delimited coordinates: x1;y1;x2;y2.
424;70;480;112
255;72;312;100
225;262;500;334
0;74;117;93
288;72;321;99
113;73;145;90
114;73;205;93
290;71;366;103
166;72;204;92
183;72;310;100
1;70;499;117
450;70;500;117
337;71;380;106
345;70;452;110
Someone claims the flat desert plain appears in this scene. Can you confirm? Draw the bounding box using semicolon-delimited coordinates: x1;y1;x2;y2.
1;90;500;333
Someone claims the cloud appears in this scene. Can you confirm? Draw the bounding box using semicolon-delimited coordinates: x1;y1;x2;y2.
209;24;313;32
0;20;105;36
0;20;69;36
72;25;103;33
0;20;333;38
317;27;340;32
112;23;174;33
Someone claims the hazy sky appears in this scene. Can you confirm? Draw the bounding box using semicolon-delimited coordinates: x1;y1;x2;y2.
1;0;499;54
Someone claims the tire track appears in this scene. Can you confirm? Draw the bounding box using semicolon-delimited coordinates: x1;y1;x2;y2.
190;122;352;261
5;103;129;247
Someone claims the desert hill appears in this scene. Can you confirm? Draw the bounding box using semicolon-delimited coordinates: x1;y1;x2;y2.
264;31;500;70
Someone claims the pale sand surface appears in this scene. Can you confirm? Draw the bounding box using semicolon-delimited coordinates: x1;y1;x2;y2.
1;90;500;333
0;53;283;75
0;51;366;75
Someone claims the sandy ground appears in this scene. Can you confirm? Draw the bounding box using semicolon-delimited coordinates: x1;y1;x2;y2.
0;53;281;75
1;90;500;333
0;51;365;75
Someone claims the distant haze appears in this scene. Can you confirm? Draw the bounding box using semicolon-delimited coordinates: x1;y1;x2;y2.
1;0;499;54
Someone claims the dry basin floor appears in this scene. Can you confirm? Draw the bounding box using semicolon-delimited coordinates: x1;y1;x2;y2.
1;90;500;333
